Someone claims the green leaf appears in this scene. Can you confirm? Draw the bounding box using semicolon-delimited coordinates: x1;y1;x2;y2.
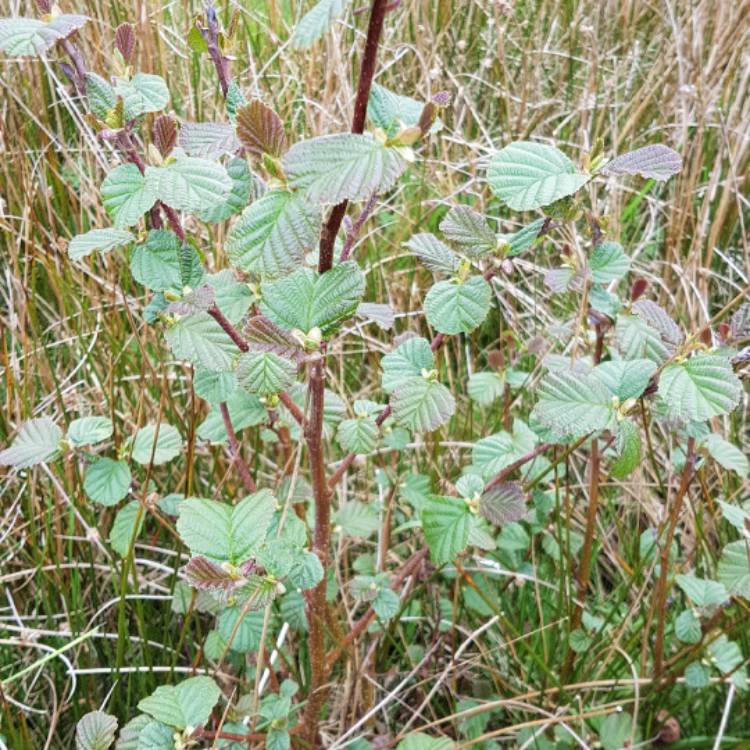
217;606;266;652
101;164;158;228
717;541;750;599
130;230;203;291
137;676;221;730
291;0;351;49
112;714;150;750
397;733;455;750
260;260;365;336
109;500;144;556
658;354;742;421
392;377;455;432
704;434;749;476
439;206;495;256
132;423;182;465
381;336;434;393
467;371;505;405
236;351;297;396
207;270;255;324
176;490;277;564
0;417;62;468
602;144;682;180
147;156;231;214
615;313;672;364
0;15;88;56
487;141;589;211
84;459;131;506
590;359;656;401
456;475;484;500
422;496;472;564
718;500;750;534
84;72;116;118
186;23;209;53
114;73;170;120
472;420;537;480
684;662;711;688
590;241;630;283
424;276;492;335
67;416;113;446
610;420;641;479
707;635;744;675
599;712;633;750
132;720;173;749
337;417;378;454
334;501;380;538
194;370;238;405
283;133;407;204
199;157;256;223
368;83;439;138
197;390;266;443
165;312;237;371
674;609;702;644
227;189;321;277
497;217;546;257
76;711;118;750
406;233;459;275
532;369;615;438
675;574;728;608
68;228;134;261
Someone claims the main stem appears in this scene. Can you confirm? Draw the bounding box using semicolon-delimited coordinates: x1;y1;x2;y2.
302;1;390;742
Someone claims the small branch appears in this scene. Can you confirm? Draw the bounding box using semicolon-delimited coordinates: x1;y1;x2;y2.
327;405;391;489
325;546;428;668
203;5;231;98
317;0;390;273
207;305;249;352
278;390;305;428
219;403;256;493
58;38;86;93
340;192;377;261
653;437;697;678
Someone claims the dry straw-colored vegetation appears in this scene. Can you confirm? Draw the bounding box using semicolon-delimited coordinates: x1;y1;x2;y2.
1;0;750;747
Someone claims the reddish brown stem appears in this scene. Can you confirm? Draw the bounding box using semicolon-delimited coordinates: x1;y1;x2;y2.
203;5;231;98
327;404;392;489
317;0;389;273
301;358;331;744
653;437;697;677
219;402;256;493
207;305;249;352
325;546;428;669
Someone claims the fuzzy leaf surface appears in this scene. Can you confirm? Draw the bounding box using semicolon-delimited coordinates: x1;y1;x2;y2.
487;141;588;211
226;190;321;277
283;133;407;204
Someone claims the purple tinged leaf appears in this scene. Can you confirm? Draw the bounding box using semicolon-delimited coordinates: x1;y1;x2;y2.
236;99;287;160
730;303;750;341
356;302;395;330
602;144;682;181
178;122;240;159
114;23;136;63
480;482;527;525
184;555;238;590
244;315;305;362
632;299;684;347
153;114;177;157
166;285;216;316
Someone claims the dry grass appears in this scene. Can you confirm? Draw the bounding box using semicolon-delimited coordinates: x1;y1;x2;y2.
1;0;750;747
